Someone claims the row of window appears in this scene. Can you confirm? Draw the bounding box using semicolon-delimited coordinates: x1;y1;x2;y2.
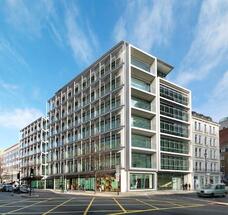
194;161;218;172
22;120;47;137
160;85;188;106
194;121;216;134
50;115;121;145
194;134;217;146
160;102;188;122
48;153;120;174
49;133;121;159
50;94;121;124
160;137;189;154
161;154;189;171
50;58;122;110
194;147;218;159
160;120;188;138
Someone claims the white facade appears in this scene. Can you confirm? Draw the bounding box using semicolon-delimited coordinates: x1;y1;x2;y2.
1;143;20;183
192;112;220;189
47;41;192;192
20;117;48;188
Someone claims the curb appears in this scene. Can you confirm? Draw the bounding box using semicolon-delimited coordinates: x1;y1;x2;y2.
43;189;196;197
209;201;228;206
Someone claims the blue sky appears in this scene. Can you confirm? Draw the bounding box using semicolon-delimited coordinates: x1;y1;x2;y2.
0;0;228;149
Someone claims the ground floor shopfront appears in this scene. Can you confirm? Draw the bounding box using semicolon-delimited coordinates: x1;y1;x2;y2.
44;171;191;192
157;172;191;190
46;172;119;192
193;173;221;190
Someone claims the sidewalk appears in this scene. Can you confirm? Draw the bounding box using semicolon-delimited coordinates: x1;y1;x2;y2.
42;189;196;197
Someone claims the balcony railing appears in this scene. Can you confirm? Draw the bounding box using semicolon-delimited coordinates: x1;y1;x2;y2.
131;96;151;111
131;77;150;92
131;116;151;129
131;56;150;72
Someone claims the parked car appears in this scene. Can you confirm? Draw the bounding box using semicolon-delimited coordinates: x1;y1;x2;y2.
197;184;226;197
2;184;13;192
19;185;30;193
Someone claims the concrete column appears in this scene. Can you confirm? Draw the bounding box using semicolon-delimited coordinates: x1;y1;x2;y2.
120;169;127;192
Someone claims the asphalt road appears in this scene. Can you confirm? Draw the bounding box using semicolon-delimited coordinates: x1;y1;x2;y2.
0;191;227;215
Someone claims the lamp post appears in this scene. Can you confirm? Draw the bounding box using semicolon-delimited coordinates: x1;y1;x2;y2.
204;151;207;186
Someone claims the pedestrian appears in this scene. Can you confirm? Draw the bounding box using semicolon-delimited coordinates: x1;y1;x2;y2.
185;183;187;191
188;184;191;191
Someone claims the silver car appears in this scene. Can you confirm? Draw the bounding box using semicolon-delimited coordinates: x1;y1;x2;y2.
197;184;226;197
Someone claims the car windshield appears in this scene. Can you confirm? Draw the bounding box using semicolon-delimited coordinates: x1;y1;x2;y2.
203;184;215;189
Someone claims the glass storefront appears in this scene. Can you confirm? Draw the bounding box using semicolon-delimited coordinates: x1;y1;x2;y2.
158;173;185;190
130;173;154;190
52;174;119;192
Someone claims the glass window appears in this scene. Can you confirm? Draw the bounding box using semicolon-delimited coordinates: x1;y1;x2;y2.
131;77;150;92
132;152;151;168
131;56;150;72
132;134;151;149
131;96;151;111
130;173;154;190
132;115;151;129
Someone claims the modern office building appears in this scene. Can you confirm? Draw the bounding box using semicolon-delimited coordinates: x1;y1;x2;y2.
192;111;220;189
47;41;192;192
20;117;48;188
1;143;20;183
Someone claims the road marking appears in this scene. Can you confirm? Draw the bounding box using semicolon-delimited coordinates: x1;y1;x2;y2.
113;198;127;213
109;204;205;215
0;199;29;208
181;196;228;206
83;197;95;215
42;198;74;215
4;198;53;215
135;199;159;209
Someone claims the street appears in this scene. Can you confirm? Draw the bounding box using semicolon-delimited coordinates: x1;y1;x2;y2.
0;191;228;214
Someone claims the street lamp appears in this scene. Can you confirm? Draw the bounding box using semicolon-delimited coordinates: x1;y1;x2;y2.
204;151;207;186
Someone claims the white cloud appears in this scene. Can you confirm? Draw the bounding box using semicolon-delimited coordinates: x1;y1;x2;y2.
0;81;18;93
64;5;98;64
196;71;228;121
0;108;43;129
175;0;228;86
113;0;175;51
3;0;98;64
0;37;30;72
3;0;63;44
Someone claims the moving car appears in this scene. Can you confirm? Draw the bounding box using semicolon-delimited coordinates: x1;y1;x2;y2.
197;183;226;197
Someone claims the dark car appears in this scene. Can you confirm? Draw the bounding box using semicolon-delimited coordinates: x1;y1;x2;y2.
2;184;13;192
